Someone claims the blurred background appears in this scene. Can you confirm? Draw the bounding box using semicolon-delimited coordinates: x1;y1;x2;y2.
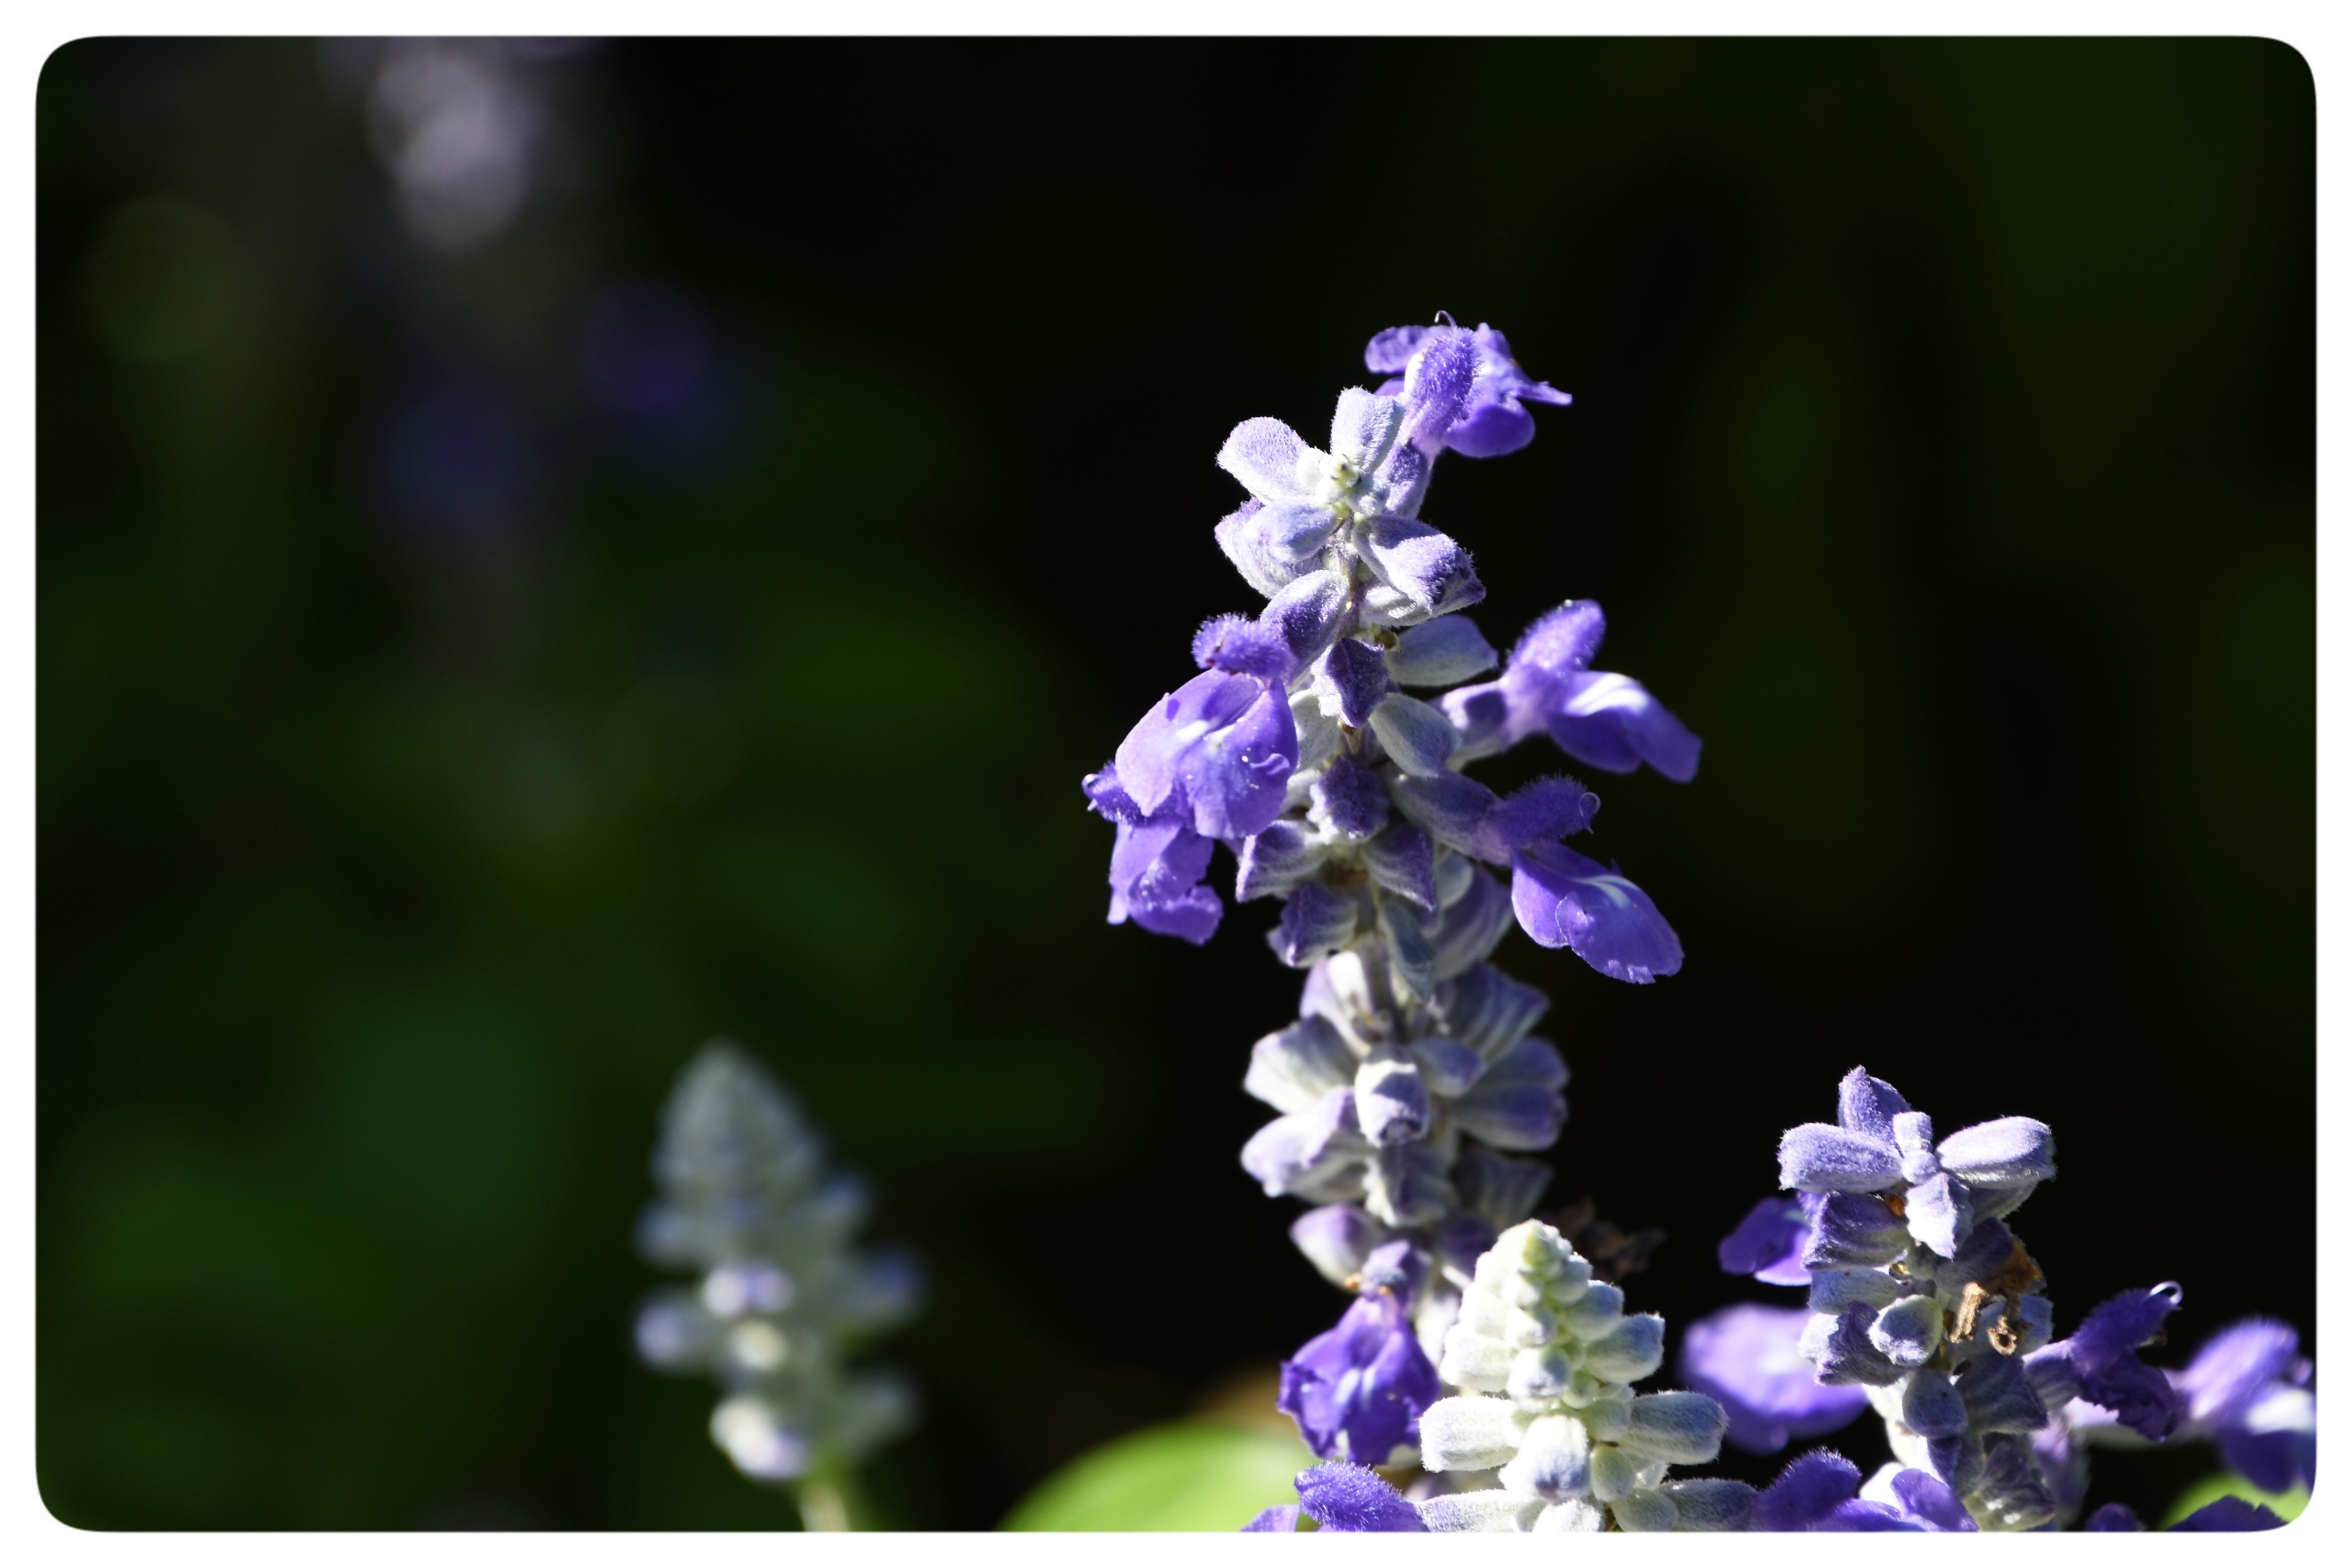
38;38;2312;1530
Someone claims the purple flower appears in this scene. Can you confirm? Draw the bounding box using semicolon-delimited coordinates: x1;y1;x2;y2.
1678;1304;1869;1454
1240;1462;1427;1532
1085;766;1222;944
1776;1067;2054;1256
1276;1241;1444;1464
1365;319;1573;460
1718;1194;1819;1286
1508;842;1683;982
2174;1318;2316;1493
2033;1284;2186;1442
1445;601;1701;781
1114;666;1299;842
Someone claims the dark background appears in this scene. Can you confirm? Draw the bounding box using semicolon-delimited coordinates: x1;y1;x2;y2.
37;38;2314;1530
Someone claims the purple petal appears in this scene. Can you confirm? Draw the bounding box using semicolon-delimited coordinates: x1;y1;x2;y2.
1234;820;1325;902
1442;399;1538;459
1312;751;1390;840
1482;775;1600;857
1364;324;1434;375
1240;1504;1299;1532
1453;1143;1552;1231
1506;600;1606;679
1677;1305;1870;1455
1901;1371;1969;1440
1954;1349;2049;1435
1213;498;1315;598
1289;1204;1385;1288
1106;814;1221;944
1355;1050;1429;1147
1777;1124;1901;1195
1834;1068;1910;1141
1328;388;1402;470
1719;1194;1818;1285
1543;671;1702;782
1293;1461;1428;1532
1257;568;1349;666
1888;1469;1977;1532
1217;415;1313;500
1935;1117;2055;1186
1902;1172;1975;1257
1508;842;1682;982
2071;1283;2184;1373
2081;1355;2183;1442
1239;1087;1363;1196
1271;881;1362;968
1810;1303;1905;1387
1752;1449;1863;1532
1436;681;1511;756
1278;1294;1442;1466
1320;637;1392;729
1081;764;1141;824
1192;613;1294;681
1400;332;1479;450
1924;1435;1983;1497
2179;1318;2305;1426
2170;1496;2287;1532
2083;1503;2143;1532
1357;515;1483;618
1802;1192;1909;1269
2221;1417;2316;1495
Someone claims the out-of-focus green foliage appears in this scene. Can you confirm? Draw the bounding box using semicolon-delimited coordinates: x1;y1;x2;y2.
1000;1421;1315;1532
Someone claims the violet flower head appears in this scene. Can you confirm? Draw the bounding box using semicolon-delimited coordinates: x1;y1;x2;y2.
1365;318;1573;459
1719;1193;1818;1286
1776;1066;2054;1257
1678;1304;1869;1454
2028;1283;2187;1442
2173;1317;2317;1493
1275;1241;1443;1464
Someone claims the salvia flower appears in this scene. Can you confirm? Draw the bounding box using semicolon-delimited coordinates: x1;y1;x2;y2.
2173;1317;2318;1495
1678;1303;1869;1455
634;1042;920;1493
1275;1241;1445;1464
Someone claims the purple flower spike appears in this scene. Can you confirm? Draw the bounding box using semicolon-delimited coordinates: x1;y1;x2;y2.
2171;1496;2288;1532
1277;1246;1443;1465
1291;1462;1427;1532
1115;668;1299;841
1678;1304;1869;1454
1719;1194;1818;1286
1508;842;1683;982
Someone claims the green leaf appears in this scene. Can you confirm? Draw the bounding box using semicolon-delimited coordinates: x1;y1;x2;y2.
999;1419;1316;1532
2159;1471;2308;1528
